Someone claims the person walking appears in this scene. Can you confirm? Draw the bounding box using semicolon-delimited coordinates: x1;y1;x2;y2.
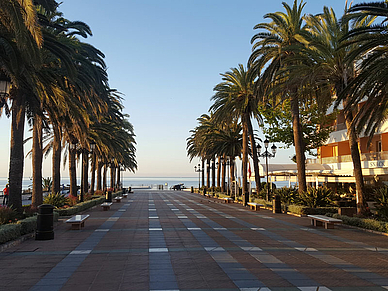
2;184;9;206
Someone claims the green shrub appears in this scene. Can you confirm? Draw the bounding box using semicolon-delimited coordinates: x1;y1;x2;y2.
55;196;105;216
275;187;299;204
0;206;18;225
17;216;37;235
299;187;335;208
288;204;338;216
43;193;69;208
374;186;388;220
0;223;22;244
332;213;388;233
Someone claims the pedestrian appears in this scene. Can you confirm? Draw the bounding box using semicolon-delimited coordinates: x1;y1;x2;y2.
3;184;9;206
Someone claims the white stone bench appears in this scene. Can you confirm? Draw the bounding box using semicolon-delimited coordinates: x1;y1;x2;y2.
114;196;123;202
222;197;233;203
66;214;90;230
122;193;128;198
247;202;263;211
308;215;342;229
101;202;113;211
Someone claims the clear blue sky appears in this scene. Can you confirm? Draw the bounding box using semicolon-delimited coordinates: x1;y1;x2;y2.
0;0;362;179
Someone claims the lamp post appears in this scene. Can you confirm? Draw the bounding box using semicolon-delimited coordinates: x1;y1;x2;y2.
257;139;277;201
0;72;11;99
194;164;201;191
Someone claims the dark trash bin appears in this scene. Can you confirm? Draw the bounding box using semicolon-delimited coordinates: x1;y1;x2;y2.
36;204;54;240
105;191;112;202
273;195;281;214
191;186;194;193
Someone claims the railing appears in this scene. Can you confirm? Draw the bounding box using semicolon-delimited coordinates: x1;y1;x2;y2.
331;123;347;132
307;151;388;164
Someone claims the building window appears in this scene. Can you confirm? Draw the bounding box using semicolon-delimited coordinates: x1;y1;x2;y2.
376;140;382;152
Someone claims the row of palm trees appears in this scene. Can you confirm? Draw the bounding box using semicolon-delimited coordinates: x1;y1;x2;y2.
188;0;388;214
1;1;137;213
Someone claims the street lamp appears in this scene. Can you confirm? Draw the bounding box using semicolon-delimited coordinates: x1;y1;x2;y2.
257;139;277;201
0;72;11;99
194;164;202;191
226;158;230;195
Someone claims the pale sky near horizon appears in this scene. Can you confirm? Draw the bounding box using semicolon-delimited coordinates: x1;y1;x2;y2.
0;0;363;179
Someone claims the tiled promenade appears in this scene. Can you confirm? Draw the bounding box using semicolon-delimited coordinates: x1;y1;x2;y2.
1;190;388;291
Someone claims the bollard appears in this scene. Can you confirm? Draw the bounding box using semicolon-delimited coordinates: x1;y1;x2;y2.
191;186;194;193
35;204;54;240
273;195;281;213
106;191;112;202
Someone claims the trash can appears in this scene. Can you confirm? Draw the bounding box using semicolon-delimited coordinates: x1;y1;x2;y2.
191;186;194;193
273;195;281;213
105;191;112;202
35;204;54;240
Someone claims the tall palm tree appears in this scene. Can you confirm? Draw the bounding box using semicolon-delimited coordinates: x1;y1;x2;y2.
1;0;58;212
296;5;369;214
211;64;261;205
249;0;308;195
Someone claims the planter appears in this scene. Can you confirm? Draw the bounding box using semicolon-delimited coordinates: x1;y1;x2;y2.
338;207;356;217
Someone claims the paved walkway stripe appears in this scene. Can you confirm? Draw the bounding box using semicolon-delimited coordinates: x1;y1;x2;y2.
182;193;388;289
148;195;179;290
29;201;131;291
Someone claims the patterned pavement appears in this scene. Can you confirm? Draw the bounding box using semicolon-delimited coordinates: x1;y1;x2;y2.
1;189;388;291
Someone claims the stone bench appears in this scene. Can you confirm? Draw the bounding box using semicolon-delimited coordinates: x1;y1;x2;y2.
101;202;113;211
122;193;128;198
66;214;90;230
308;215;342;229
247;202;263;211
114;196;123;202
222;197;233;203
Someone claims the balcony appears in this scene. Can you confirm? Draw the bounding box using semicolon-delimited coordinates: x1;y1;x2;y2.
307;151;388;164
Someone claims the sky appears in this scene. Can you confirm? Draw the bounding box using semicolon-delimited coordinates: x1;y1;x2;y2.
0;0;363;179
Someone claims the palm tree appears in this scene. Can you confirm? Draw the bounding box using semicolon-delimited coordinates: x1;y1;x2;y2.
1;0;58;212
211;64;261;205
294;5;369;214
249;0;308;195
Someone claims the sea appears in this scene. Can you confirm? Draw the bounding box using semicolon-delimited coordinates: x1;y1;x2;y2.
0;176;292;192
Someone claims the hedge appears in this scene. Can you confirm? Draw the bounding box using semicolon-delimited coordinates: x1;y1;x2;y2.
55;196;106;216
287;205;338;216
329;213;388;233
0;211;60;245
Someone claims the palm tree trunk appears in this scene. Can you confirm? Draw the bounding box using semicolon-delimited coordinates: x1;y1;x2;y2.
290;93;307;194
242;114;249;206
69;146;77;199
116;167;121;189
8;91;25;213
32;115;43;208
247;117;261;195
343;101;367;215
96;159;102;191
103;164;107;191
52;126;61;194
80;150;88;202
201;159;205;188
230;158;235;195
110;165;115;189
217;156;221;188
206;160;210;188
221;156;226;192
90;152;96;195
211;158;215;189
